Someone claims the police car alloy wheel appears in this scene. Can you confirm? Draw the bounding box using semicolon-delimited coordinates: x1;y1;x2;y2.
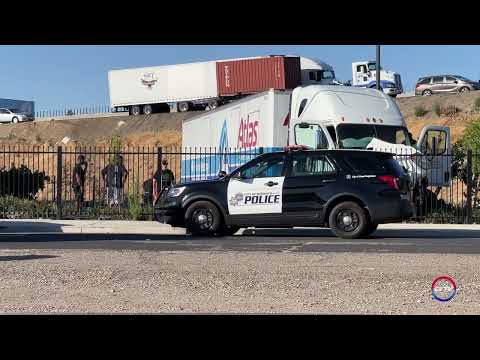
328;201;368;239
185;201;222;236
12;117;19;124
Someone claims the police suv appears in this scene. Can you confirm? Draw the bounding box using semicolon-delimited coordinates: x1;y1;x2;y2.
155;149;413;239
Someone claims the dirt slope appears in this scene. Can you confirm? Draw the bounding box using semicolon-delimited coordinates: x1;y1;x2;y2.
396;91;480;143
0;112;201;148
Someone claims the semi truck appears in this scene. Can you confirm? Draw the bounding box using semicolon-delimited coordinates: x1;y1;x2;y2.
108;55;336;116
346;61;403;97
0;98;35;120
181;85;450;212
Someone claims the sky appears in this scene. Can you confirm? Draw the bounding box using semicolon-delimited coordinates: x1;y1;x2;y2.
1;45;479;112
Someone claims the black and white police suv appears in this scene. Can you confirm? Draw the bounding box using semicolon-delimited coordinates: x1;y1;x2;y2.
155;149;413;239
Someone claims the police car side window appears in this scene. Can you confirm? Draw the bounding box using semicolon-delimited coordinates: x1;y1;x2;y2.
240;156;285;179
290;154;336;177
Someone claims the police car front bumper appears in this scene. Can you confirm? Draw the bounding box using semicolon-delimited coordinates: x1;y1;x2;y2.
154;197;184;226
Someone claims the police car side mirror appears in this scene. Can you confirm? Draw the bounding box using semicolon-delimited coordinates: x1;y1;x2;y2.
218;170;227;179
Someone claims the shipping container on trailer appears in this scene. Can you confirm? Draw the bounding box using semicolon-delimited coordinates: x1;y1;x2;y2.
216;57;301;96
181;89;292;181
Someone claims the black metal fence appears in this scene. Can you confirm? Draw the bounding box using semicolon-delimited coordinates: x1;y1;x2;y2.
0;145;478;223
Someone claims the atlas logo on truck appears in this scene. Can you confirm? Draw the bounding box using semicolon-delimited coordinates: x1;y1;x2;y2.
237;114;259;148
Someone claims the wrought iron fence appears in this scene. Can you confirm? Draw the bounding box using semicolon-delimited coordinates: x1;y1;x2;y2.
0;145;478;223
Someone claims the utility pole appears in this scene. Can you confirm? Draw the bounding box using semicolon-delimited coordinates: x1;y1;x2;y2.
376;45;381;91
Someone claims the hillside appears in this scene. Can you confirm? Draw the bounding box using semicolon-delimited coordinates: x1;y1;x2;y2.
0;112;201;148
396;91;480;143
1;91;479;149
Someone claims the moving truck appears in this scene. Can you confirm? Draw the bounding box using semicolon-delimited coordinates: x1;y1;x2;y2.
181;85;450;212
108;56;337;116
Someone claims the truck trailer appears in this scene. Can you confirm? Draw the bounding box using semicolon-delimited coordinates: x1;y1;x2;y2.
108;55;336;116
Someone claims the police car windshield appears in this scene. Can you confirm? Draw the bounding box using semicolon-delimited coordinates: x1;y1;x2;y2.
337;124;410;149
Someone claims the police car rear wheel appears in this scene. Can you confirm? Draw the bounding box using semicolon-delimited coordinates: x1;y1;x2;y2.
329;201;367;239
185;201;222;236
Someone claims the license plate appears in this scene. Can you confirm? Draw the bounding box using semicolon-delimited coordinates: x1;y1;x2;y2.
401;193;409;200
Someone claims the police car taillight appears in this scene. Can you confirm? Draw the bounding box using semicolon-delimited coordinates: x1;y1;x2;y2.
377;175;399;190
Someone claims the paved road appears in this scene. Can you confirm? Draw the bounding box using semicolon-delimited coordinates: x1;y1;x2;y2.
1;228;480;254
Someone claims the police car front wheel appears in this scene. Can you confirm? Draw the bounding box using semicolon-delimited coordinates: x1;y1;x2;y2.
328;201;368;239
185;201;222;236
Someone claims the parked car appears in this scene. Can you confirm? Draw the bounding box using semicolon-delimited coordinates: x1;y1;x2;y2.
155;148;412;239
0;108;34;123
415;75;480;96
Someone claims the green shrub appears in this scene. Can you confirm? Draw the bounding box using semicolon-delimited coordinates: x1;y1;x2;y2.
0;164;50;199
0;196;55;218
433;102;441;116
414;105;428;117
127;178;142;220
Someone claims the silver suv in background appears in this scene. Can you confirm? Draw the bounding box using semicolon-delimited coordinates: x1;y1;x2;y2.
415;75;480;96
0;108;34;123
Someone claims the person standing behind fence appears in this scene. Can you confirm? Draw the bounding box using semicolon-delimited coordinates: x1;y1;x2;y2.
72;155;87;210
153;159;175;204
102;155;129;207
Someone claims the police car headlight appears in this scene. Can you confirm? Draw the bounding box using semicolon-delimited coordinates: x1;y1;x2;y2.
167;186;185;198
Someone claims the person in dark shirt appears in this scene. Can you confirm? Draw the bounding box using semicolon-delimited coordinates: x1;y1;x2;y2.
72;155;87;210
102;155;129;206
153;160;175;204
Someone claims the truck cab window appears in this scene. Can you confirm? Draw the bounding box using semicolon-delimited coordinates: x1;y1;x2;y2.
294;124;329;149
309;72;316;81
337;124;411;149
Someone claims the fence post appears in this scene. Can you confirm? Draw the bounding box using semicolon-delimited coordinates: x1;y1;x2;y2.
466;149;473;224
56;146;63;220
157;147;163;191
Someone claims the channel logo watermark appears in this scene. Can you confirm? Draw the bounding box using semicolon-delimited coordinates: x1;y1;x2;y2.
431;276;457;302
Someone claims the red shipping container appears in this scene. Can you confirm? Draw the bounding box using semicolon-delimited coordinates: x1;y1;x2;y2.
216;56;301;96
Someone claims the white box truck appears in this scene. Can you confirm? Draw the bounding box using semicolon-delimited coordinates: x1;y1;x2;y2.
181;89;292;181
182;85;450;212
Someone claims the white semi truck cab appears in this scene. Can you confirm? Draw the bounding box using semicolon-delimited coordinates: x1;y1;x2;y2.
289;85;449;211
298;57;339;86
350;61;403;97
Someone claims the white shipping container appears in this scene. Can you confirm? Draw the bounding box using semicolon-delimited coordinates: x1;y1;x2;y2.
108;61;218;108
181;89;292;181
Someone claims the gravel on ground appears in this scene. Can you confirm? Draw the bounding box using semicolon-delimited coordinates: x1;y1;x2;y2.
0;249;477;314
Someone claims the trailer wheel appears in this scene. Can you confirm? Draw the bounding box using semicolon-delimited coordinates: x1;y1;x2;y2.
130;106;141;116
178;102;189;112
206;101;218;111
143;104;153;115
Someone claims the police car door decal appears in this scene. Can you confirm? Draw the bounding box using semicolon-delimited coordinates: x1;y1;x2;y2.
227;177;285;215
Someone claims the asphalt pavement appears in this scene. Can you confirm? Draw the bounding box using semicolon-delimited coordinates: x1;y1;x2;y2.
2;227;480;254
